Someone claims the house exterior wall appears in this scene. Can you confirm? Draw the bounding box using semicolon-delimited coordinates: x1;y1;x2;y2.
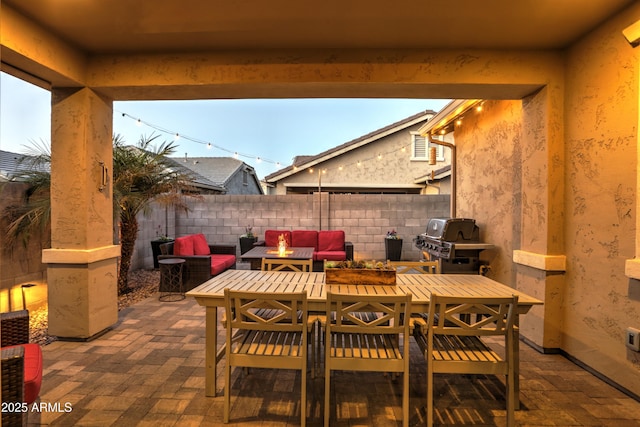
162;194;449;262
225;167;263;195
271;121;449;194
454;99;522;286
562;3;640;393
452;3;640;396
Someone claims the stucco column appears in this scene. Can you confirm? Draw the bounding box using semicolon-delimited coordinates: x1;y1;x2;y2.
43;87;120;340
513;85;566;350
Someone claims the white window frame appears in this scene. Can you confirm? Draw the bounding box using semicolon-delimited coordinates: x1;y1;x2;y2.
410;132;444;162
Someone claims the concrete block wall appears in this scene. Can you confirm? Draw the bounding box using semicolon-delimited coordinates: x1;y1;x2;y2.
149;193;450;267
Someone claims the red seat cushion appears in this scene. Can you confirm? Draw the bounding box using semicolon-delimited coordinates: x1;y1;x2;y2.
291;230;318;250
173;235;195;256
211;254;236;275
5;343;42;404
318;230;345;252
192;233;210;255
264;230;291;247
315;250;347;261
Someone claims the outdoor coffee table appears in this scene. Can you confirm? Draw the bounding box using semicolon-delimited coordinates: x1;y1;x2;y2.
240;246;314;270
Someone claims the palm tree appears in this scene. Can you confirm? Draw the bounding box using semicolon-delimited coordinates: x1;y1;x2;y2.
112;134;196;294
1;140;52;248
3;134;197;295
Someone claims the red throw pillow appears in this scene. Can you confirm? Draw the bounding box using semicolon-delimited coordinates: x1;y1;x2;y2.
192;233;210;255
173;236;194;256
318;230;345;252
264;230;291;247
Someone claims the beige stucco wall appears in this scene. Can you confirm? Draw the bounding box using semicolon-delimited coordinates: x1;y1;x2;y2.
452;3;640;396
455;99;522;283
562;3;640;392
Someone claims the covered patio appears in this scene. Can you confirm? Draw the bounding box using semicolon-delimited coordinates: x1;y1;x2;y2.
3;0;640;422
36;290;640;426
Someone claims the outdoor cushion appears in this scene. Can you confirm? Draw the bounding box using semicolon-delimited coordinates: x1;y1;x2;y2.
291;230;318;250
4;343;42;404
174;235;195;256
318;230;345;252
315;250;347;261
211;254;237;276
192;233;210;255
264;230;291;247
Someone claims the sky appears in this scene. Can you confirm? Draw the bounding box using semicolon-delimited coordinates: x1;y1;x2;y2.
0;72;450;179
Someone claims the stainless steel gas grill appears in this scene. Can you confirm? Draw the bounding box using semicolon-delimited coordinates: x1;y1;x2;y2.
414;217;494;274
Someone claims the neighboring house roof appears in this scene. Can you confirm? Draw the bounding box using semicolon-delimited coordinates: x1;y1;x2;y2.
265;109;436;182
414;164;452;184
0;149;49;181
170;156;263;194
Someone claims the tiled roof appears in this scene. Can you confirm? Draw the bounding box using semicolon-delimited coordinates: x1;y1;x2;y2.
0;149;49;181
174;156;245;187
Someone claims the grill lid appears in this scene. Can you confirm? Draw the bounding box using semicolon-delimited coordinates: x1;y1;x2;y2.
426;218;479;242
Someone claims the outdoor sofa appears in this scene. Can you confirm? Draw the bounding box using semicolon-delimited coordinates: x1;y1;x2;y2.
254;229;353;271
158;233;236;291
1;310;43;426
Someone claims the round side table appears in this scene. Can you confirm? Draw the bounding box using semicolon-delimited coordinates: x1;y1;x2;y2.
158;258;186;302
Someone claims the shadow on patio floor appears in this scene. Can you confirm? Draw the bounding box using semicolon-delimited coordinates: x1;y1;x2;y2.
33;292;640;426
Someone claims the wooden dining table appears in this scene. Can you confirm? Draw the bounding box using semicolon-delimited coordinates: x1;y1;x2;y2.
186;269;543;399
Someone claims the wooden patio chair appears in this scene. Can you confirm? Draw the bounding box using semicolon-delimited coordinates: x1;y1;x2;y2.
389;260;441;274
261;257;313;272
389;260;440;333
260;256;319;376
324;292;412;427
223;289;309;425
414;293;518;427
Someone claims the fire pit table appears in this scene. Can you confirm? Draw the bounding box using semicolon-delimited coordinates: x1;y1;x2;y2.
240;246;315;270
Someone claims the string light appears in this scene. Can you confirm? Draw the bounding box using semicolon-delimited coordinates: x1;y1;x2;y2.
117;111;282;169
117;109;430;179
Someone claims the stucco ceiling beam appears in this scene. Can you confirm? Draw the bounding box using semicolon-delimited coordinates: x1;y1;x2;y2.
0;4;87;88
85;50;558;101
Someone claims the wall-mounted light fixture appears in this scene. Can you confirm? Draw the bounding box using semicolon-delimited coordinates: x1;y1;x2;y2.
98;160;108;192
623;20;640;47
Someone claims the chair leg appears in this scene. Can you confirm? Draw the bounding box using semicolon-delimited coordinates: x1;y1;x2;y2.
506;370;515;427
224;358;231;423
427;368;434;427
310;320;316;378
301;359;307;427
324;362;331;426
403;371;409;427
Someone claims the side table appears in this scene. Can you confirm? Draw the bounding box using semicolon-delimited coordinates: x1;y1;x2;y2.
158;258;186;301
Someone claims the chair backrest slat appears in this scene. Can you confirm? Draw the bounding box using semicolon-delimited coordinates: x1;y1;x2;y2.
389;260;441;274
326;292;411;335
224;289;308;333
427;293;518;337
261;258;313;272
